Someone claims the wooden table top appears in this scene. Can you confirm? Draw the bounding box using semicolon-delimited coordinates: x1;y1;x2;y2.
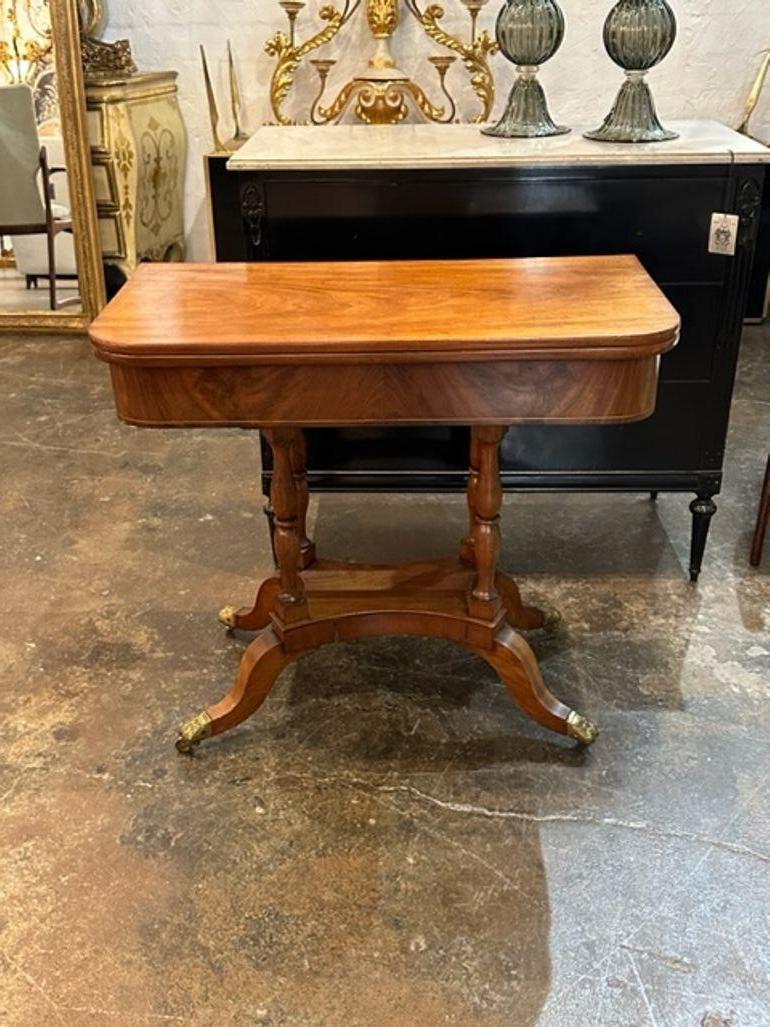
90;255;679;366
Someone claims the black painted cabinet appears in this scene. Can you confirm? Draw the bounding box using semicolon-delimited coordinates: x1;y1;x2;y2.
205;154;766;580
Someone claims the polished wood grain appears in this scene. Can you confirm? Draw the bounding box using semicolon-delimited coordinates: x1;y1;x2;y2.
90;257;675;752
201;557;571;744
201;617;573;747
182;426;600;751
460;431;481;567
290;429;317;568
467;426;505;622
107;355;660;427
262;428;309;624
90;255;679;364
224;559;544;635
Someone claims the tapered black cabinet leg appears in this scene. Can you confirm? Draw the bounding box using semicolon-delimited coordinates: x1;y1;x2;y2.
689;495;717;583
649;491;659;501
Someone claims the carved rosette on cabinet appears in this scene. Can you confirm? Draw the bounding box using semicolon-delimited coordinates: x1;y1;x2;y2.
85;71;187;282
736;177;762;249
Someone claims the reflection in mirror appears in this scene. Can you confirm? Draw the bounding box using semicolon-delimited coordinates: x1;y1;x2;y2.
0;0;83;316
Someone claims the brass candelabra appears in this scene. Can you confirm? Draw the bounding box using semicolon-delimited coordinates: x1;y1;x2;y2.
265;0;498;126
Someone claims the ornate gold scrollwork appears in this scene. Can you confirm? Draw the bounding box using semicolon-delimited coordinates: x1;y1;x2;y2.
316;77;450;126
402;79;448;122
80;35;137;81
314;78;358;124
77;0;137;82
403;0;497;122
266;0;361;125
367;0;400;36
356;83;411;124
266;0;497;126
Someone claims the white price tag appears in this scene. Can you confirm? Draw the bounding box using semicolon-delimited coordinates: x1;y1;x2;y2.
708;213;739;256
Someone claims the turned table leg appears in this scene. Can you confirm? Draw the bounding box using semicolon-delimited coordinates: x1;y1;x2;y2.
459;428;595;743
291;430;317;570
178;430;311;751
467;426;505;622
462;427;550;631
460;430;481;567
260;429;315;569
181;425;597;754
218;428;311;631
263;428;310;623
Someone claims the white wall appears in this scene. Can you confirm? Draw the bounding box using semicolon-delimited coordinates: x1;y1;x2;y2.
105;0;770;260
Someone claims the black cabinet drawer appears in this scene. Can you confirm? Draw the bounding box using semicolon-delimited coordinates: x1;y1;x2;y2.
263;169;731;282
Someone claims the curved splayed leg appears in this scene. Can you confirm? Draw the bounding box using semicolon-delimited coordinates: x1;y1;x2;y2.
496;572;561;632
473;624;598;745
218;576;280;632
176;626;294;753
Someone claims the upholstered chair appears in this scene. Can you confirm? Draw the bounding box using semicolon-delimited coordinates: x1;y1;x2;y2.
0;84;78;309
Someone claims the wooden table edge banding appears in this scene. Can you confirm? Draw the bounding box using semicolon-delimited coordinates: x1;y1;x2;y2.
89;256;680;754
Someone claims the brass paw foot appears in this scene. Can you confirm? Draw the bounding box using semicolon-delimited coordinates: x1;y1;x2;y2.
566;710;599;746
175;710;213;754
218;604;238;630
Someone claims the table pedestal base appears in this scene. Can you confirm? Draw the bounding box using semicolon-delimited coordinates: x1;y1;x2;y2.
176;426;599;753
176;558;597;752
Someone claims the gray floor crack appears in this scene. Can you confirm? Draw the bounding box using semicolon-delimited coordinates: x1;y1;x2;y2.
270;770;770;867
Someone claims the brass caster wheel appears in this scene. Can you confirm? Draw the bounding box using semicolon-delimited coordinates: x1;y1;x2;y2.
218;604;238;630
566;710;599;746
175;710;213;754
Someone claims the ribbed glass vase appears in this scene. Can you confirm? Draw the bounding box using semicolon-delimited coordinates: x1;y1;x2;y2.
585;0;678;143
482;0;569;138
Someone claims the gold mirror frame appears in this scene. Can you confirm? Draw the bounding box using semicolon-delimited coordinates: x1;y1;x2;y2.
0;0;106;333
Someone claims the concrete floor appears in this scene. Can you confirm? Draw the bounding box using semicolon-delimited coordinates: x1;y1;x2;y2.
0;325;768;1027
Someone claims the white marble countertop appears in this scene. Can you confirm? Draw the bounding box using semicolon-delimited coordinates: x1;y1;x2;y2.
228;120;770;171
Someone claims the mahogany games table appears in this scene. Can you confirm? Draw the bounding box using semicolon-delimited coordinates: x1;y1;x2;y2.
89;256;679;753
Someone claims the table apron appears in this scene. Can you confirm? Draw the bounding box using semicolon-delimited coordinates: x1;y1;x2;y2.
108;357;659;427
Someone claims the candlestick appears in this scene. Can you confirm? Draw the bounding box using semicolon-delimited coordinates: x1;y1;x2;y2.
585;0;678;143
483;0;568;138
